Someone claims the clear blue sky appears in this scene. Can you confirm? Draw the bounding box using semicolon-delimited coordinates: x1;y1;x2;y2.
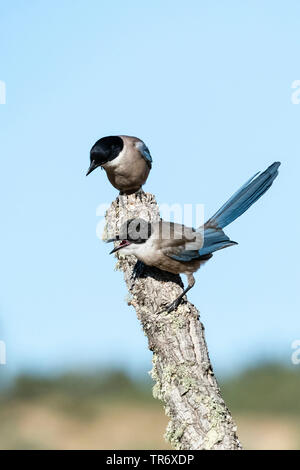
0;0;299;379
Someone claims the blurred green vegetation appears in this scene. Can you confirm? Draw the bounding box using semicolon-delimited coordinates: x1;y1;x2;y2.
2;363;299;415
0;370;153;420
9;370;150;401
0;363;299;449
221;363;300;415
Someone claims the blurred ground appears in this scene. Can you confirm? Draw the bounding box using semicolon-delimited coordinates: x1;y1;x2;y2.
0;364;299;450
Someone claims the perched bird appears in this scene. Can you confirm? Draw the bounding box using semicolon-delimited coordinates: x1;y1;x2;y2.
108;162;281;312
86;135;152;194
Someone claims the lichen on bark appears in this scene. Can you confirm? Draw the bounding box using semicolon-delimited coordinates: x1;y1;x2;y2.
104;191;242;450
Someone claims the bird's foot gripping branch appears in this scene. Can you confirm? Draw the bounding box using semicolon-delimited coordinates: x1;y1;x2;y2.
104;191;242;450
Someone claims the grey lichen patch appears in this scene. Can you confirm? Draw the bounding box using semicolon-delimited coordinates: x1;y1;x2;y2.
163;307;188;330
151;356;198;403
101;224;109;242
194;388;209;404
202;395;228;422
153;320;166;334
199;394;229;448
138;302;153;322
150;355;177;402
150;354;164;401
164;421;186;450
114;260;124;271
152;381;162;401
176;365;198;395
202;428;223;450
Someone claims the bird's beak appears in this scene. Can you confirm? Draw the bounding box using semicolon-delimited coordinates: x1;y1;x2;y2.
109;240;131;255
86;160;98;176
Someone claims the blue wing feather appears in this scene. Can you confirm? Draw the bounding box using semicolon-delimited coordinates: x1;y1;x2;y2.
137;142;152;168
170;250;202;262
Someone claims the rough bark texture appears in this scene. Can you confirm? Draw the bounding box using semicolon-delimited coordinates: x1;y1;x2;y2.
104;191;242;450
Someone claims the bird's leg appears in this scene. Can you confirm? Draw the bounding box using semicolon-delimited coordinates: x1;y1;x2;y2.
119;188;144;203
118;192;128;208
159;274;195;314
132;260;146;281
135;188;145;202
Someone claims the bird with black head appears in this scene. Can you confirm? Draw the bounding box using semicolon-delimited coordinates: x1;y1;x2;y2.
87;135;152;194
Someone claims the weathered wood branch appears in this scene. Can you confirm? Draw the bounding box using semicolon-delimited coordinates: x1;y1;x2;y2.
104;191;242;450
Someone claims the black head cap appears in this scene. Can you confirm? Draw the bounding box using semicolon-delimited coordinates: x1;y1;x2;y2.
108;218;152;254
86;136;124;176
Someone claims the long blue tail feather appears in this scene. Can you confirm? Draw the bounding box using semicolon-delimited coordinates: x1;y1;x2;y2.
206;162;280;229
198;162;280;257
